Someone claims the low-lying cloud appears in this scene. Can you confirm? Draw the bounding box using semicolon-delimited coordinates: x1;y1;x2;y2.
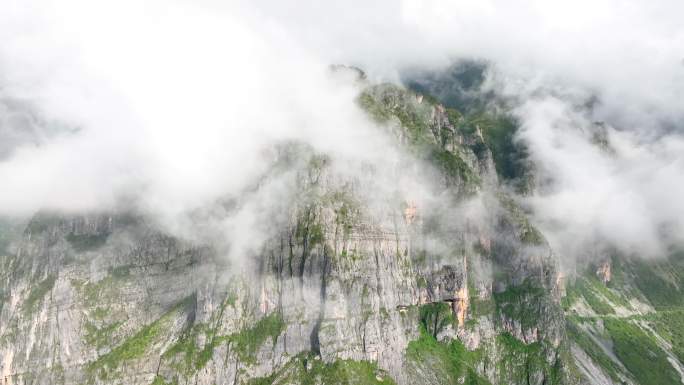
514;94;684;260
0;0;393;216
1;0;683;261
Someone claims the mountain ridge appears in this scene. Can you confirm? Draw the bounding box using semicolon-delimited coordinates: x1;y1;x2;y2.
0;71;681;385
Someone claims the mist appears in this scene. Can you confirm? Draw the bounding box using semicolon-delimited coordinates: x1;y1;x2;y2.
516;94;684;260
1;0;683;262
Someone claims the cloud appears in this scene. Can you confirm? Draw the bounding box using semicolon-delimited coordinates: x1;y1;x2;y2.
0;0;392;215
515;94;684;259
1;0;683;261
248;0;684;126
241;0;684;259
0;0;458;263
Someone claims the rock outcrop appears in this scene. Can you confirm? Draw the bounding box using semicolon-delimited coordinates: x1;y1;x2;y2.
0;80;572;385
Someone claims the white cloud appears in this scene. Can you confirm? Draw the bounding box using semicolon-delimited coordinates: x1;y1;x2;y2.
1;0;683;260
515;94;684;259
0;0;390;215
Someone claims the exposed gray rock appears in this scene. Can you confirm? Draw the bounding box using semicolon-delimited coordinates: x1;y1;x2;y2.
0;82;570;385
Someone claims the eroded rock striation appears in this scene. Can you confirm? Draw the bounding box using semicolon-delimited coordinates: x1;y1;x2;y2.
1;77;576;385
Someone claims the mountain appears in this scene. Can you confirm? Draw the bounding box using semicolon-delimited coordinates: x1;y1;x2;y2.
0;68;682;385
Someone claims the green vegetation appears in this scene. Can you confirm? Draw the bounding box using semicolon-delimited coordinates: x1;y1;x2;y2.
294;206;326;247
585;275;631;309
91;315;168;370
560;287;579;311
304;359;396;385
628;257;684;309
357;84;481;195
387;103;433;146
429;148;480;189
308;223;325;246
89;298;192;378
563;275;633;314
419;302;455;338
606;254;627;288
249;353;397;385
163;294;238;373
520;225;544;245
405;327;490;385
0;218;24;255
92;306;111;319
164;311;286;374
406;327;467;382
475;114;531;191
66;232;109;252
565;320;622;382
469;297;496;318
404;60;489;113
150;375;177;385
85;321;124;349
357;91;393;123
563;253;684;385
230;312;286;363
445;108;462;127
357;84;436;144
26;212;61;234
497;194;545;245
23;274;56;314
575;252;684;311
162;324;209;374
308;153;330;176
564;279;613;315
334;198;360;239
403;64;529;186
494;333;562;385
604;318;680;385
493;279;546;330
72;275;122;307
109;265;131;278
647;309;684;364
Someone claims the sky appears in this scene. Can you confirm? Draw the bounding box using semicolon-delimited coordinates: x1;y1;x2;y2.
1;0;683;260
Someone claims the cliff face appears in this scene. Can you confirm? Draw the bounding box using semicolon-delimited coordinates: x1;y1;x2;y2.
0;80;572;385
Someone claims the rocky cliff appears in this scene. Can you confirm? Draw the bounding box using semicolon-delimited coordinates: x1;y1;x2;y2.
0;74;606;385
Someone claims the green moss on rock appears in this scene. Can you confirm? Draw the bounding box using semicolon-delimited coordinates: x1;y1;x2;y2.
419;302;455;338
23;274;56;314
493;279;546;330
89;297;192;378
66;232;109;252
429;148;480;188
249;353;397;385
494;333;562;385
405;327;490;385
231;312;286;364
85;320;124;349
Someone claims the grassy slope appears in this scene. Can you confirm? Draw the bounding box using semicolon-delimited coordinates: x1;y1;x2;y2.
405;325;492;385
248;353;398;385
564;253;684;385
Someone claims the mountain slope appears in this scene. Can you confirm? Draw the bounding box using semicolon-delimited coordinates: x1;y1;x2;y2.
0;72;665;385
